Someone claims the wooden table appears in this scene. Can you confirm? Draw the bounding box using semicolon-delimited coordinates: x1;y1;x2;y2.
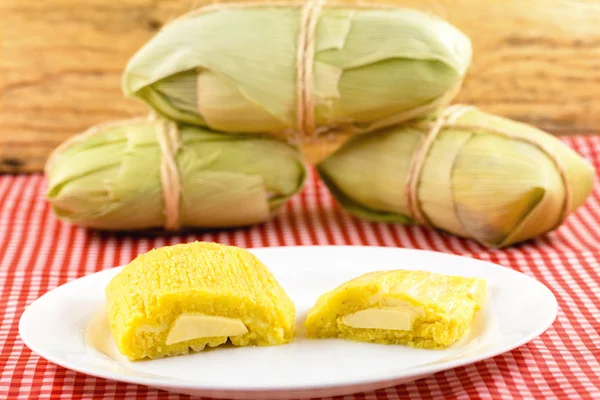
1;0;600;172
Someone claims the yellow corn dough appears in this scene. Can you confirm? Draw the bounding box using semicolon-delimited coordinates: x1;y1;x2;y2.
105;241;295;360
305;270;486;349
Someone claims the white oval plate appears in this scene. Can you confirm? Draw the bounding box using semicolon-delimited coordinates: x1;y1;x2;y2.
20;246;557;399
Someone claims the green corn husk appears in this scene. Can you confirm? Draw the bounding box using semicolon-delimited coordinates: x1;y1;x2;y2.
317;106;595;248
45;118;307;231
122;3;471;139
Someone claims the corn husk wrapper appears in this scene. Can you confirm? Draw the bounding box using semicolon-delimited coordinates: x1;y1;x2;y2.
45;119;307;231
317;106;595;248
122;2;471;141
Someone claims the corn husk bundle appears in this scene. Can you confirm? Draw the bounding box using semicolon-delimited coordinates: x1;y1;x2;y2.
42;1;595;246
45;118;306;231
317;106;595;247
122;1;472;145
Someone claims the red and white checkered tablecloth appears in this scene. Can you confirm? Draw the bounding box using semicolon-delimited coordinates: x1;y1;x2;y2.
1;136;599;399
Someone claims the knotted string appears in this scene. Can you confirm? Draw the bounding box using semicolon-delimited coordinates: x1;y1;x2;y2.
150;114;182;231
404;105;474;226
296;0;325;137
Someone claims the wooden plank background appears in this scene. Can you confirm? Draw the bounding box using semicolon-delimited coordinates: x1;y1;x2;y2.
1;0;600;172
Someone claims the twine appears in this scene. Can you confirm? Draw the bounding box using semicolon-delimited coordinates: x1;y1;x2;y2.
149;114;183;231
296;0;325;137
404;105;572;233
404;105;474;226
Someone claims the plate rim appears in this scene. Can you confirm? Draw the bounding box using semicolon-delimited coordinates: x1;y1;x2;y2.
18;245;559;394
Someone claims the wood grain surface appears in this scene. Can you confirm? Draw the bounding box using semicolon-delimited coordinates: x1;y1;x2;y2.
1;0;600;172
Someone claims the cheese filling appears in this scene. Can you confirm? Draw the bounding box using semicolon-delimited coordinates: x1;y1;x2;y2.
342;302;423;331
166;314;249;345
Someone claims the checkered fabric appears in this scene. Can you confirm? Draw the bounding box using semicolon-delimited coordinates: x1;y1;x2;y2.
1;136;599;399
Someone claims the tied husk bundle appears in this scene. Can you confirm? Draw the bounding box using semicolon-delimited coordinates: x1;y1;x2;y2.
42;1;595;246
317;106;595;248
122;0;471;145
45;118;306;231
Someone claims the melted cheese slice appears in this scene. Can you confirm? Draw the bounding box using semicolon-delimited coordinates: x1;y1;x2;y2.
342;303;422;331
166;314;248;345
